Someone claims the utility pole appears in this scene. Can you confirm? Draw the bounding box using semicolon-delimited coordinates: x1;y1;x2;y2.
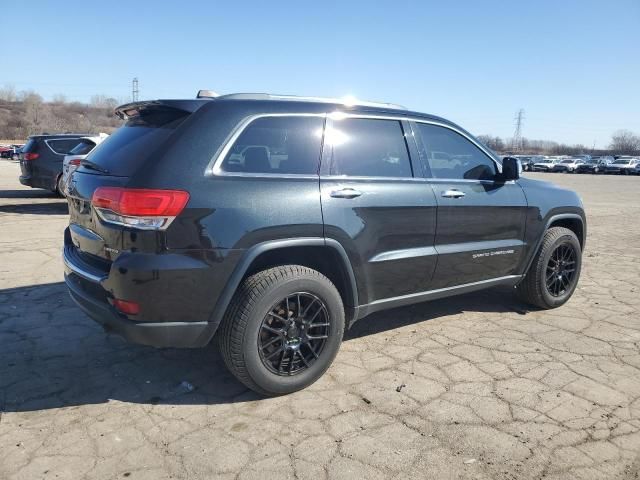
132;77;139;102
512;108;525;152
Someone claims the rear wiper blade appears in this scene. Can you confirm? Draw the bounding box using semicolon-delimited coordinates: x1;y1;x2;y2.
80;159;110;174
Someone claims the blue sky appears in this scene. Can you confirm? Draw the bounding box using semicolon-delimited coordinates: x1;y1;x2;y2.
2;0;639;147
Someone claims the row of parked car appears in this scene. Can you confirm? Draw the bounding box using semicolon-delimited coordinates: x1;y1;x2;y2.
14;133;108;195
0;144;25;160
513;154;640;175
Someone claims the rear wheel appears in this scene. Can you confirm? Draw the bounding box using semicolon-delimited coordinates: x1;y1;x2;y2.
55;174;65;197
218;265;345;396
517;227;582;309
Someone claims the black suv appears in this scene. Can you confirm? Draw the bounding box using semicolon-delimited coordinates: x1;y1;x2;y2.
20;134;90;195
63;93;586;395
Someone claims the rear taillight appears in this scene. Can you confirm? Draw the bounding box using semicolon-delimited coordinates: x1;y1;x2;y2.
91;187;189;230
69;158;82;166
111;298;140;315
23;152;39;161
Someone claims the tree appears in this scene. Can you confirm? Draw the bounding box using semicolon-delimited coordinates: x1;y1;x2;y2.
0;84;17;102
609;130;640;154
477;135;505;152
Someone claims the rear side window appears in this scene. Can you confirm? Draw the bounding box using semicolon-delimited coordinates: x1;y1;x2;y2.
82;108;188;176
327;118;412;177
47;138;82;154
69;139;96;156
221;116;324;175
416;124;496;180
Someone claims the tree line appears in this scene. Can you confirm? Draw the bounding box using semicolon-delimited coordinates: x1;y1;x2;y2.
0;85;124;141
477;130;640;156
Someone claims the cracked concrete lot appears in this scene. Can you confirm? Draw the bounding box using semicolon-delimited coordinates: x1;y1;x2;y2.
1;159;639;479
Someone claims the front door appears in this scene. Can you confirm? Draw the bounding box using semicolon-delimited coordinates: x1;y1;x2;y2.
320;116;438;306
412;121;527;289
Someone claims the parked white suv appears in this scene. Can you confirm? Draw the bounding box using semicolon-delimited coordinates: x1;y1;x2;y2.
62;134;108;195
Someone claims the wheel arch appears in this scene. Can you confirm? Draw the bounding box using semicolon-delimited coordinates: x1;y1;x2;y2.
207;238;359;339
521;213;586;278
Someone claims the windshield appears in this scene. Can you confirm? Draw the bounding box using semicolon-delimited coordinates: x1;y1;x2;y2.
561;159;574;164
612;159;631;165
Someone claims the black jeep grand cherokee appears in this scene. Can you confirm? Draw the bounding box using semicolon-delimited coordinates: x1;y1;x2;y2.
63;92;586;395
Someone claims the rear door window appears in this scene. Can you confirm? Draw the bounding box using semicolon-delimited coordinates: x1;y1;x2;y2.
46;138;82;154
326;118;412;177
221;116;324;175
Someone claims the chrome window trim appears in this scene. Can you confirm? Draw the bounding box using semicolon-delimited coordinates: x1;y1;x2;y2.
205;111;502;178
204;113;327;177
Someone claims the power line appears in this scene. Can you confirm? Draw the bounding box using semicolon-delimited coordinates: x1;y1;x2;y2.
512;108;525;152
132;78;139;102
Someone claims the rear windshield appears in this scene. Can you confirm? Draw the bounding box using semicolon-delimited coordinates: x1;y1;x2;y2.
69;139;96;156
81;108;188;176
22;138;38;153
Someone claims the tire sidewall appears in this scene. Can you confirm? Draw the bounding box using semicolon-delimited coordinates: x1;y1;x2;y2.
538;233;582;308
242;275;344;395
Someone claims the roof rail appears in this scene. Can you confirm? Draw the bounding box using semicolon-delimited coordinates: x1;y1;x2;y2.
210;92;407;110
196;89;220;99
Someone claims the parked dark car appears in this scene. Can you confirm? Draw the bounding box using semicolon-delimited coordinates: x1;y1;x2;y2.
515;155;544;172
19;134;91;194
575;156;614;174
63;92;586;395
604;157;640;174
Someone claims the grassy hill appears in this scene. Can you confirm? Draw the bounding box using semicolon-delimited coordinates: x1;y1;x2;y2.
0;95;123;142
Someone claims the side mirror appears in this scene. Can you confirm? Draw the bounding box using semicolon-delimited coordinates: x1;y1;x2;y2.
500;157;521;181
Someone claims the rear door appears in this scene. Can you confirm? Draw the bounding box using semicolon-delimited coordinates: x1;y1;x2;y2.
413;121;527;289
19;138;38;179
320;115;438;306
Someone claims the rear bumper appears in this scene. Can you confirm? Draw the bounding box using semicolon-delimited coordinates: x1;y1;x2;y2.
19;175;34;187
63;243;218;348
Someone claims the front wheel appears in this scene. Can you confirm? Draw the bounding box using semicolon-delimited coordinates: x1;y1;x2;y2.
218;265;345;396
517;227;582;309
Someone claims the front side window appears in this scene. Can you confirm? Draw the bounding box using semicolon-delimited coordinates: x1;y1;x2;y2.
221;116;324;175
327;118;412;177
416;124;497;180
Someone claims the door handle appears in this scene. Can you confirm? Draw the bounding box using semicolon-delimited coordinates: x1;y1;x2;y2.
330;188;363;199
441;189;465;198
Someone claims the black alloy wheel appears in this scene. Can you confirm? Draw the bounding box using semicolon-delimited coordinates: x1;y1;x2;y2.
545;243;577;297
258;292;330;376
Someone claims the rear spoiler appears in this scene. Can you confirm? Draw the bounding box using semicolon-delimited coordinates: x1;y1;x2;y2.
114;99;208;120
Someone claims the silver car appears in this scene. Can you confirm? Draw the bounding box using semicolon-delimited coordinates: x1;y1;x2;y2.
62;134;108;194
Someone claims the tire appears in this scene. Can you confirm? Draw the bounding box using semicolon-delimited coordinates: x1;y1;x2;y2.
55;174;65;197
218;265;345;396
516;227;582;309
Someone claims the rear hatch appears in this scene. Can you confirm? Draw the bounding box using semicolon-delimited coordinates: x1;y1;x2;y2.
19;138;39;177
65;102;197;266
